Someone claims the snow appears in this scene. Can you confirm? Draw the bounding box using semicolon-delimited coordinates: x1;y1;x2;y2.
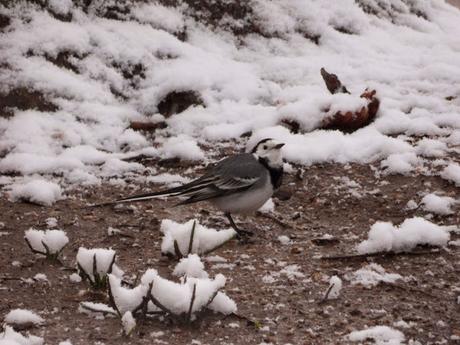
69;273;82;283
277;235;291;245
347;263;404;288
160;219;236;256
440;163;460;186
7;180;63;206
0;1;459;190
347;325;405;345
0;326;44;345
4;309;44;326
258;198;275;213
173;254;209;279
121;312;136;335
325;275;342;299
421;193;457;215
76;248;118;280
357;217;450;254
24;229;69;254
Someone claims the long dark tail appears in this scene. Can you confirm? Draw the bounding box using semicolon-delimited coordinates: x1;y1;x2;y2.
89;175;217;207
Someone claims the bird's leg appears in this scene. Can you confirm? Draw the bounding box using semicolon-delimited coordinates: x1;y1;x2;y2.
225;213;254;241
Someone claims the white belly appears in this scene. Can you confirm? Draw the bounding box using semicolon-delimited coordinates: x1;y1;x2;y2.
211;179;274;214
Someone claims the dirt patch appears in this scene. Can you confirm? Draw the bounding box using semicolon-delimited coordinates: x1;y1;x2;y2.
0;88;58;118
1;161;459;344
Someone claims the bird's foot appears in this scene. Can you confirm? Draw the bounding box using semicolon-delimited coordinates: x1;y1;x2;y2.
236;229;254;244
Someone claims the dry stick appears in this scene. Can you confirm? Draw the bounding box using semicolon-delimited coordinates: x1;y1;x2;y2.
319;283;335;304
173;240;183;259
187;221;196;255
186;284;197;323
320;249;441;261
258;212;294;229
379;281;436;299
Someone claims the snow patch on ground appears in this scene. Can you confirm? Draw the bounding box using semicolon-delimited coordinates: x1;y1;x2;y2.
357;217;450;254
346;263;404;288
347;325;405;344
4;309;44;326
7;180;63;206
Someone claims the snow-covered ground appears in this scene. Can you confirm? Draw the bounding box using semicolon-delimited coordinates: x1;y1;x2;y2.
1;0;460;202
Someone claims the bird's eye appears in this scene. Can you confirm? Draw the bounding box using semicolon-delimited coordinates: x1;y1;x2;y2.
263;145;267;150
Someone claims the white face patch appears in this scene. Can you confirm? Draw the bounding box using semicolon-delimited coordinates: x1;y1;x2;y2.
254;140;284;166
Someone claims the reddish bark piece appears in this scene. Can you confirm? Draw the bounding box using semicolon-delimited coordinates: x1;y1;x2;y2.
320;68;380;132
320;67;350;94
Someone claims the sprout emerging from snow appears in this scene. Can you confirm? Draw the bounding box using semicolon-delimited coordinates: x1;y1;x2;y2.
24;229;69;261
161;219;236;258
84;263;237;326
76;248;121;289
323;275;342;301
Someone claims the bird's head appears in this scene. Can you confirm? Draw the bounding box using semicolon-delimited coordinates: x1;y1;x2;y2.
251;138;285;167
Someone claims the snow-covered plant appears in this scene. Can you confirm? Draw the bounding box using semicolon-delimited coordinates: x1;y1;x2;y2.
322;275;342;301
76;248;121;289
81;256;237;328
24;229;69;261
0;325;44;345
161;219;236;259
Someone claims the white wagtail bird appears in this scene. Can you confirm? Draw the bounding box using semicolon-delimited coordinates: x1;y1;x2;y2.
94;138;285;240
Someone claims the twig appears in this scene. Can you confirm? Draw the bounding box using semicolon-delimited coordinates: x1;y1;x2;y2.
186;284;197;323
187;221;196;255
258;213;294;229
379;281;436;298
173;240;183;259
319;249;441;261
319;284;334;304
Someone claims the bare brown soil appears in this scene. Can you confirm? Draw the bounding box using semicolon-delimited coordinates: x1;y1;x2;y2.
1;160;459;345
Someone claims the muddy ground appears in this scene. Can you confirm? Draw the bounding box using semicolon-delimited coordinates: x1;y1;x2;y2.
1;155;459;345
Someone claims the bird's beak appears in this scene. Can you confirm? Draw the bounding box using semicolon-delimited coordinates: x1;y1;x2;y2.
274;143;285;149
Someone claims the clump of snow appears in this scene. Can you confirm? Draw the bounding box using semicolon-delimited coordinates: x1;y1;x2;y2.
416;138;448;158
347;325;405;345
24;229;69;255
405;200;418;210
357;217;450;254
45;217;58;228
421;193;456;215
158;135;205;161
4;309;45;326
33;273;48;282
346;263;403;288
48;0;73;15
441;163;460;186
0;326;44;345
121;311;136;335
8;180;63;206
69;273;82;283
277;235;291;245
173;254;209;279
161;219;236;256
380;152;421;175
258;198;275;213
325;275;342;300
